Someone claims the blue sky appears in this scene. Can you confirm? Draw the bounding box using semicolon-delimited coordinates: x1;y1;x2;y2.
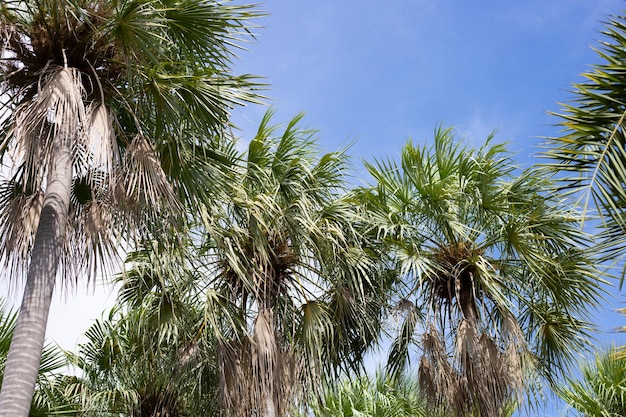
233;1;623;165
3;1;626;415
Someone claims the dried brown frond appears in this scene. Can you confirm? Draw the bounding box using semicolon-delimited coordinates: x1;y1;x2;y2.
218;309;301;417
5;66;87;190
67;196;120;281
0;66;90;280
87;102;120;177
0;189;43;274
454;319;478;376
421;327;470;416
419;319;527;417
115;134;181;230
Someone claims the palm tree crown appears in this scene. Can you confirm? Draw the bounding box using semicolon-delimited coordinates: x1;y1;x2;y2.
0;0;262;277
360;128;603;417
202;110;387;416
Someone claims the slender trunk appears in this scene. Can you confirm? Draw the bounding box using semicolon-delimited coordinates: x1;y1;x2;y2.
0;141;72;417
458;277;477;325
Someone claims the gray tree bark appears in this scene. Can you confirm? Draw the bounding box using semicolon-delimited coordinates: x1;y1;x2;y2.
0;140;72;417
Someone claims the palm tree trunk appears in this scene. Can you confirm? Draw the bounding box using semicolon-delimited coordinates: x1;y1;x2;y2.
458;275;477;325
0;140;72;417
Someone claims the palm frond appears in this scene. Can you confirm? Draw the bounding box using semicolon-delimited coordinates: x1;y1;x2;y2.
543;14;626;264
557;346;626;417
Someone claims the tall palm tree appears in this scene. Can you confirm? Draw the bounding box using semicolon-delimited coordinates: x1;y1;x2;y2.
359;128;603;417
543;13;626;268
201;110;388;416
0;1;262;415
557;347;626;417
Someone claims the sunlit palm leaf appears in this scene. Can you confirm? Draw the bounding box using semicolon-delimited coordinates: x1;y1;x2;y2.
298;370;430;417
557;346;626;417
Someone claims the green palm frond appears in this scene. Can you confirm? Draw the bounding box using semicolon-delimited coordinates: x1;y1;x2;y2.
543;14;626;263
557;347;626;417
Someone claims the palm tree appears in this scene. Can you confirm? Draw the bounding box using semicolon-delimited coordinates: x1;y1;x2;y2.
359;128;603;417
0;1;262;414
0;297;77;416
557;347;626;417
543;14;626;268
201;110;388;416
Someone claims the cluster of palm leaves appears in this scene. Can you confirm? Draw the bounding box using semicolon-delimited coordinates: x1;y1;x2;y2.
557;347;626;417
66;259;222;417
0;1;625;417
299;370;429;417
58;121;605;417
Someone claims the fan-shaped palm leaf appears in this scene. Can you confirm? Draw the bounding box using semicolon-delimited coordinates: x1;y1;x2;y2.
557;346;626;417
543;14;626;265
